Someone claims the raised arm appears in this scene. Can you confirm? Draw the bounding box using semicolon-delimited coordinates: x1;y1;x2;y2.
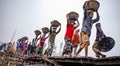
83;1;88;11
38;34;41;40
50;25;52;33
66;15;70;25
83;1;88;20
92;11;100;23
45;32;50;39
75;19;80;28
56;25;61;34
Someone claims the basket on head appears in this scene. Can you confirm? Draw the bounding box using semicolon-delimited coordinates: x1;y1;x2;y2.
67;11;79;21
22;36;28;41
34;30;41;35
51;20;61;27
42;27;49;34
18;38;22;42
84;0;100;11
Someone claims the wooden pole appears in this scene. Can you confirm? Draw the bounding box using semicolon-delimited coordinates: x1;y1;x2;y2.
10;29;17;42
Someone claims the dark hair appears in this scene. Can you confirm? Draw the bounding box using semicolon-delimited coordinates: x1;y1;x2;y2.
87;10;94;16
96;23;101;27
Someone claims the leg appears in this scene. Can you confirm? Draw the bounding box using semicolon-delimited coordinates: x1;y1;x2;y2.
62;38;69;57
44;49;48;55
74;45;78;54
75;32;88;57
75;47;82;56
49;48;53;57
84;40;90;58
85;44;89;58
68;51;72;57
72;45;75;54
92;41;106;58
93;41;100;58
61;52;64;57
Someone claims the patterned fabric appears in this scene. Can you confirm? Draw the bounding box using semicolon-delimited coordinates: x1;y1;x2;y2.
80;32;90;48
92;41;100;57
63;38;73;54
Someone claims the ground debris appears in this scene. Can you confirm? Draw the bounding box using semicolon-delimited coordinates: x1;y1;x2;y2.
0;51;120;66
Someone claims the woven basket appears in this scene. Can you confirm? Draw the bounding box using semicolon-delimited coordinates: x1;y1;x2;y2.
85;0;100;11
18;38;22;42
42;27;49;34
51;20;61;27
22;36;28;40
35;30;41;35
67;11;79;21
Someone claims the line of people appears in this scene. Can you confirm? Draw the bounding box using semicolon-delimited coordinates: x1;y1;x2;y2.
62;0;106;58
0;0;107;58
61;9;106;58
15;23;61;57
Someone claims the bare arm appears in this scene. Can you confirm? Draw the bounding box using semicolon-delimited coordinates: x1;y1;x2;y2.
83;1;88;20
56;25;61;34
66;14;71;25
92;11;100;23
83;1;88;11
50;25;52;32
75;19;80;28
45;32;50;39
38;34;41;40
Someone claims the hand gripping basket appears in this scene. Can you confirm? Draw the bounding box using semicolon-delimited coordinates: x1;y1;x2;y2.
67;11;79;21
51;20;61;27
34;30;41;35
84;0;100;11
42;27;49;34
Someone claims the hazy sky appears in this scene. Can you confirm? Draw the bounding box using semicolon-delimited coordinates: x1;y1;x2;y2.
0;0;120;57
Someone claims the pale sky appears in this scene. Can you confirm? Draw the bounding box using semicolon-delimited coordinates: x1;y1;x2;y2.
0;0;120;57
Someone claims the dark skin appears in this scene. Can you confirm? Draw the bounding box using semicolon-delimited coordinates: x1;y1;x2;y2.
62;16;80;57
66;15;80;27
50;24;61;34
44;24;61;57
88;10;98;18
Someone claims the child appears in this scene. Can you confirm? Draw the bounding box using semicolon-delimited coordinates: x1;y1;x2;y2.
75;3;100;58
21;40;28;56
7;42;16;54
36;32;49;56
27;42;32;56
92;23;106;58
32;30;41;56
0;44;6;52
44;24;61;57
71;29;81;54
62;16;80;57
